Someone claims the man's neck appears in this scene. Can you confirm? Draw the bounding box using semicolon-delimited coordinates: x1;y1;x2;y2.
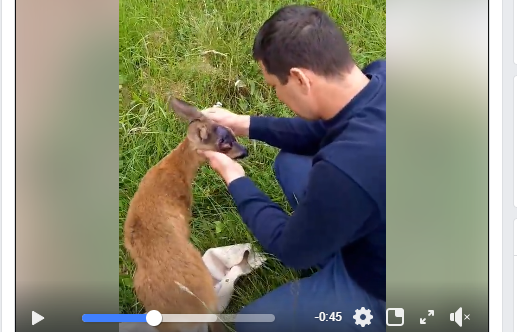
317;65;370;121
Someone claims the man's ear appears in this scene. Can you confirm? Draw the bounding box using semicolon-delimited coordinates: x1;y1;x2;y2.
167;96;203;122
289;68;311;94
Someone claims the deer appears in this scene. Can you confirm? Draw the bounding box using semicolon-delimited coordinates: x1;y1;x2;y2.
123;97;248;332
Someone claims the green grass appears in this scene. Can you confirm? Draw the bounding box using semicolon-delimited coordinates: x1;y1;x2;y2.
119;0;385;316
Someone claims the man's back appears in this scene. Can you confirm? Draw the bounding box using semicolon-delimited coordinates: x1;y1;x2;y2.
315;59;386;300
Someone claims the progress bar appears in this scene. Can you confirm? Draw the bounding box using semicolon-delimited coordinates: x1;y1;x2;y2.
82;314;146;323
83;312;275;325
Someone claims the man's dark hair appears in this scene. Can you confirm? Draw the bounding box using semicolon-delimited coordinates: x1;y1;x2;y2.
252;5;354;84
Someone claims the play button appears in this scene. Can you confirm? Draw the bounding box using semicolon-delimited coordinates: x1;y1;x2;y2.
32;311;44;325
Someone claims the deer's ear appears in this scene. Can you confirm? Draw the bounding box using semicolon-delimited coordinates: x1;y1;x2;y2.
167;96;203;122
186;122;210;143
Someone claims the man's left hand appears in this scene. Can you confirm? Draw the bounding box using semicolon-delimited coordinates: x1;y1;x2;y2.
199;150;245;185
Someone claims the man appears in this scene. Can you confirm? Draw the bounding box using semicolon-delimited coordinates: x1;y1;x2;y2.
199;5;386;332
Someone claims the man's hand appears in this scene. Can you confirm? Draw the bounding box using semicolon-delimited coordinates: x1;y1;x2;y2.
199;150;246;185
201;107;251;137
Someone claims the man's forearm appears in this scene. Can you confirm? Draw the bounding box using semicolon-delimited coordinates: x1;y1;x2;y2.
248;116;326;155
227;176;291;254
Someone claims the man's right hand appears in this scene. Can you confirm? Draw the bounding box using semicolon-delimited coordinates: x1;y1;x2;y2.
201;107;250;137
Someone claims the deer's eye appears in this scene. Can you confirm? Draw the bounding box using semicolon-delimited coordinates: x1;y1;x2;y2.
219;141;232;153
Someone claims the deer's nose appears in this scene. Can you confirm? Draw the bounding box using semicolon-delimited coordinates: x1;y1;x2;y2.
234;146;248;159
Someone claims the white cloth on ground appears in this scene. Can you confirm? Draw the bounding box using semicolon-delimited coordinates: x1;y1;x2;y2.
119;243;266;332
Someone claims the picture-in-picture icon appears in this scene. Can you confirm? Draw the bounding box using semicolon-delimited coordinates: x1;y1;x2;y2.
386;308;404;326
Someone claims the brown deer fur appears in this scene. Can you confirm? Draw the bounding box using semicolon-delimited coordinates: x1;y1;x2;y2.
124;97;247;332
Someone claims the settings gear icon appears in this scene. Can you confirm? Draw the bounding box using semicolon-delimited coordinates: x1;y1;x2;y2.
353;307;373;327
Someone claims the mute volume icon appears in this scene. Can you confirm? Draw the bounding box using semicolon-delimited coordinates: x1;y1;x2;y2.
450;307;469;327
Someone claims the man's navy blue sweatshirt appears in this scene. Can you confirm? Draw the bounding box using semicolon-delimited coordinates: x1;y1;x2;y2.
228;60;386;301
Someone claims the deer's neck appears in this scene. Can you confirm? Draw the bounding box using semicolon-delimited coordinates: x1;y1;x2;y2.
165;139;205;184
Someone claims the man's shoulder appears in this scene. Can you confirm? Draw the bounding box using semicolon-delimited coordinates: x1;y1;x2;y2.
363;59;386;77
317;127;385;169
315;119;386;215
325;107;386;153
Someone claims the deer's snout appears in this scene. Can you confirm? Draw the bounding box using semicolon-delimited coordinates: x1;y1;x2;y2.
232;143;248;160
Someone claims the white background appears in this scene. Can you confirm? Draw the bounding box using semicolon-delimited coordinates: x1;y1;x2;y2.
489;0;503;331
2;0;16;330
